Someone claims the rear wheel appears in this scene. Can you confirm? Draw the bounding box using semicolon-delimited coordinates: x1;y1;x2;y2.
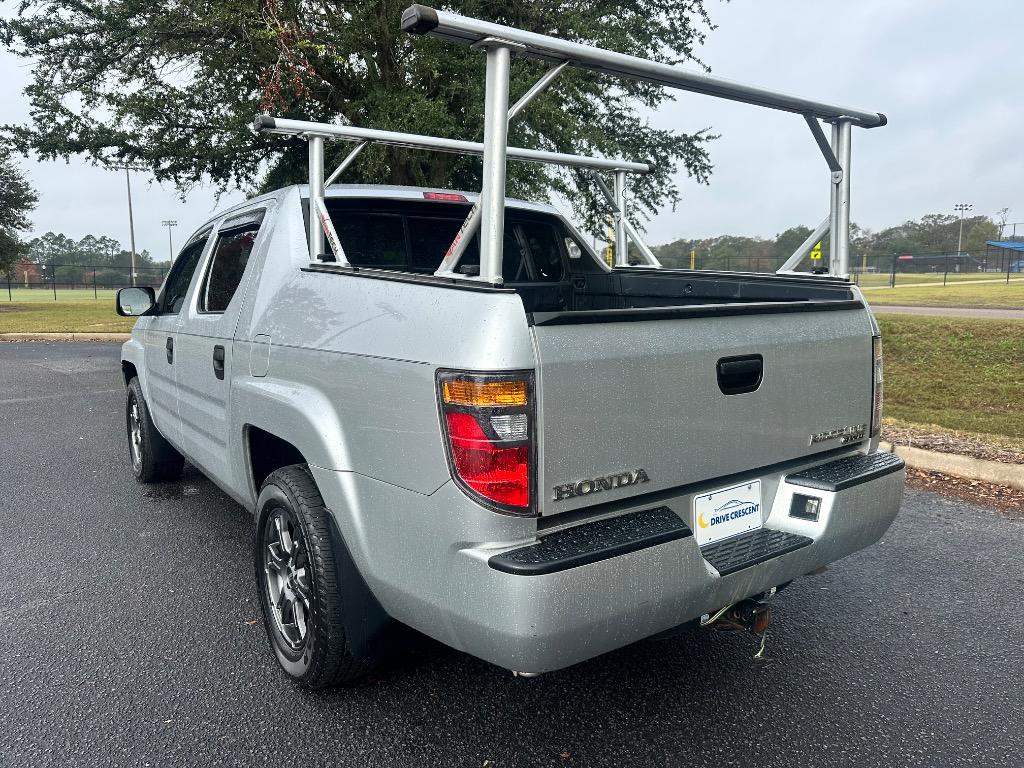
126;378;184;483
255;465;372;688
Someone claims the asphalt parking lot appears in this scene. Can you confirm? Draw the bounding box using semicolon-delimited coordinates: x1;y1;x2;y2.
1;341;1022;768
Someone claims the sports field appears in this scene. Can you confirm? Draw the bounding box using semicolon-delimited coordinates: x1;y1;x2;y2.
2;287;120;302
865;280;1024;309
0;291;134;333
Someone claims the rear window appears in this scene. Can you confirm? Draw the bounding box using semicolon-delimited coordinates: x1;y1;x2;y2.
335;213;406;268
320;199;570;281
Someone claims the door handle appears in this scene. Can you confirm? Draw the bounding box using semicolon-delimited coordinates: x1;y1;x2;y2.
716;354;763;395
213;344;226;380
166;337;174;364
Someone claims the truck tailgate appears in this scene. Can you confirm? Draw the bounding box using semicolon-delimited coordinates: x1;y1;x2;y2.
530;306;874;516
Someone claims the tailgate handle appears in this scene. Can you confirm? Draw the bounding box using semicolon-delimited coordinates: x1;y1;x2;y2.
717;355;763;395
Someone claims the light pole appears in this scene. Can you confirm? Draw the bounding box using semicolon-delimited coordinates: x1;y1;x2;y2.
120;165;147;286
162;220;179;263
954;202;973;257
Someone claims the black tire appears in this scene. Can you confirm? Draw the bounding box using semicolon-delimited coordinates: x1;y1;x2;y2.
254;464;372;688
126;377;184;483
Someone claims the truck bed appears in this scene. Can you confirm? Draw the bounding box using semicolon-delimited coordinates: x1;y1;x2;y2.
513;268;858;317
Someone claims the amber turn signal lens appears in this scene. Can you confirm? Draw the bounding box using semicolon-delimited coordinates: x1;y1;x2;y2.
442;378;528;408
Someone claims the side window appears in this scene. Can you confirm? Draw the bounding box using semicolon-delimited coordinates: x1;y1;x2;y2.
200;211;265;313
157;236;209;315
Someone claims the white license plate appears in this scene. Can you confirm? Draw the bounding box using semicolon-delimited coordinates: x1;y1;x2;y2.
692;480;763;547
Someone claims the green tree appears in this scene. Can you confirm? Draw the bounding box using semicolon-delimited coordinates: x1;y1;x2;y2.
2;0;717;234
652;212;1004;274
27;231;157;285
0;148;39;276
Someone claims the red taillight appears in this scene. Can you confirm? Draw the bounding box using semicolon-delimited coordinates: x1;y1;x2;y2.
423;191;469;202
871;335;884;437
438;371;534;515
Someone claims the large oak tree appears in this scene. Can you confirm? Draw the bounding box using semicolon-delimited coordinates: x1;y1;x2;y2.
2;0;717;231
0;148;39;275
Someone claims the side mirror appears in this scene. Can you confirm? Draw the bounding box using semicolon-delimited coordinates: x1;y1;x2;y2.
116;286;156;317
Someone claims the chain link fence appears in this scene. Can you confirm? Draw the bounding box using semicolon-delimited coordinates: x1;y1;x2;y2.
4;263;168;300
657;248;1022;287
850;249;1021;287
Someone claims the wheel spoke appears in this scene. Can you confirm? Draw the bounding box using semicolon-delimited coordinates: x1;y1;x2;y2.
291;536;305;565
266;542;286;572
265;569;283;606
293;569;311;606
274;516;293;556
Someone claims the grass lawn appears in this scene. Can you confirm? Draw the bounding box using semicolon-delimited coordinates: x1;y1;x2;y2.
0;298;135;333
879;315;1024;439
855;272;1024;288
865;281;1024;309
3;287;120;302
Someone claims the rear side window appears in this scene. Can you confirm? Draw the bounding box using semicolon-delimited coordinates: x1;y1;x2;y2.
157;235;209;315
200;210;265;313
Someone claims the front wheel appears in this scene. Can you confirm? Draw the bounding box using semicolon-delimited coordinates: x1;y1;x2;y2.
254;465;372;688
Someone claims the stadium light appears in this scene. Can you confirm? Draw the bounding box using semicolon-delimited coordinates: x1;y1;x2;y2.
162;220;179;264
954;202;973;257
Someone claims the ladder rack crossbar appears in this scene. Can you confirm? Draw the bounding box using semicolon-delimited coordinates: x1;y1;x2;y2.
254;116;652;174
401;5;886;129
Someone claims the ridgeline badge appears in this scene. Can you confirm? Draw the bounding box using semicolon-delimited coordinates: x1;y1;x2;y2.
553;469;650;501
809;423;867;446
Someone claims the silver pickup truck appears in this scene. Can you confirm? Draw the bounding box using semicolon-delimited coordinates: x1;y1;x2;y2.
116;7;904;688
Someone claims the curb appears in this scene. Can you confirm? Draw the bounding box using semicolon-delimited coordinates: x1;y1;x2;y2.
0;332;131;343
880;440;1024;491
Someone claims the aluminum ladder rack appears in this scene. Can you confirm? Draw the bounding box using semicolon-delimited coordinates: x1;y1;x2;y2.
256;5;887;283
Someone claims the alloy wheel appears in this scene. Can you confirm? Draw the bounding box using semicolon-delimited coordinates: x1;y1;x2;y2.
263;508;312;652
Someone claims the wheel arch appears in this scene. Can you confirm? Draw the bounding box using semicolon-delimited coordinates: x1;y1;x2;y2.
245;424;308;496
120;337;146;388
121;360;138;386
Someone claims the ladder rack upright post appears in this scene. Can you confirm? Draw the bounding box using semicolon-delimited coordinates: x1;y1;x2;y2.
308;136;325;260
833;120;853;277
479;41;515;284
613;170;629;267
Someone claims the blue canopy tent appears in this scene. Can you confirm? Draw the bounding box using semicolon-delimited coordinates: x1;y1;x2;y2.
984;241;1024;274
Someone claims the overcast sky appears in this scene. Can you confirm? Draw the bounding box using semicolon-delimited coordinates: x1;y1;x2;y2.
3;0;1022;253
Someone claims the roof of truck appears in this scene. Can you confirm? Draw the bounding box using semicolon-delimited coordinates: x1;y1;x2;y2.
182;184;564;247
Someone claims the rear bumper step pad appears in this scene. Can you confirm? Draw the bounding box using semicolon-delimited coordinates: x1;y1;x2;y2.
488;506;691;576
701;528;813;577
785;451;905;492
